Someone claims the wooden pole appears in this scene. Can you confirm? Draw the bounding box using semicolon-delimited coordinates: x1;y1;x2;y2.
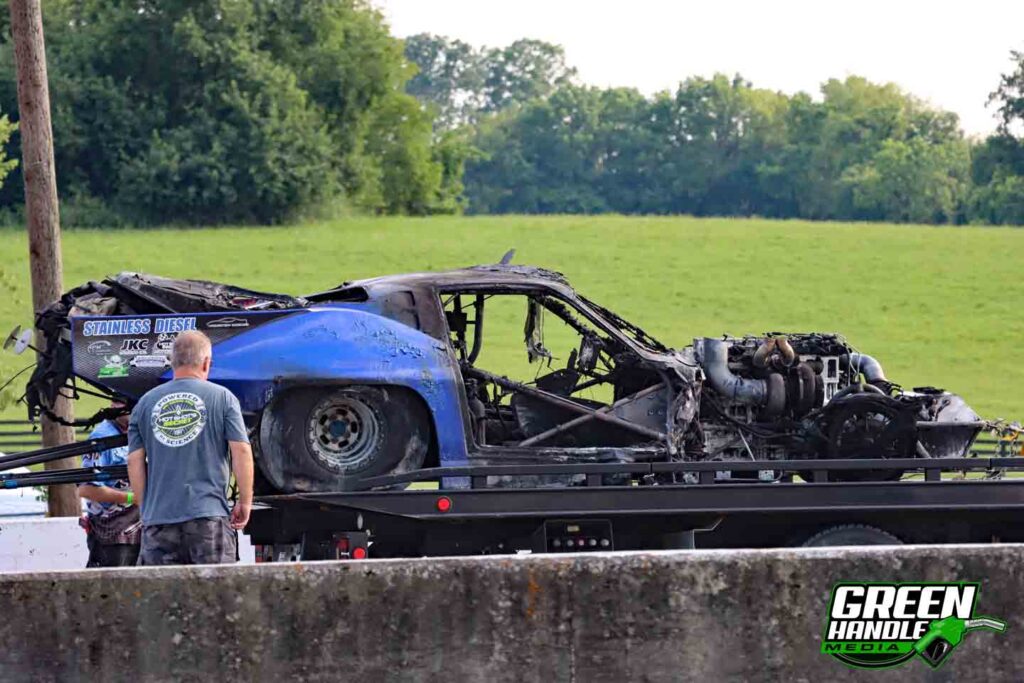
9;0;79;517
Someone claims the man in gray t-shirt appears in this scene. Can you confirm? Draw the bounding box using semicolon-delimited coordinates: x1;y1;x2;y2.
127;330;254;565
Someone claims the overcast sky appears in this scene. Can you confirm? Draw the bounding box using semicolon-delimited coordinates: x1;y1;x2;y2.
375;0;1024;137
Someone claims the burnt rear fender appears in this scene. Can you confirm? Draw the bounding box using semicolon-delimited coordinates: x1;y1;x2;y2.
204;307;472;468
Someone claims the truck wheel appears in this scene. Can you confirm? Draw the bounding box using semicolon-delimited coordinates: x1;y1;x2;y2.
801;524;902;547
259;385;429;493
822;395;912;482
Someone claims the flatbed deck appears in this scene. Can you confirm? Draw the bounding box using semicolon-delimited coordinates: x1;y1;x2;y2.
249;457;1024;557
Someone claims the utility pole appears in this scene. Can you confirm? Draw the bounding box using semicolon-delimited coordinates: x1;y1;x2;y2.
9;0;79;517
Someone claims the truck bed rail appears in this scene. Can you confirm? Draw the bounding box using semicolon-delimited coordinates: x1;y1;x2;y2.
354;456;1024;489
258;478;1024;522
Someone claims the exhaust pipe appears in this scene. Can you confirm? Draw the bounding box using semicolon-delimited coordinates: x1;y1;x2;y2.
752;335;797;369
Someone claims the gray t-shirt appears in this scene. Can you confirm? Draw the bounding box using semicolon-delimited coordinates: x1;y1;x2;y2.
128;378;249;526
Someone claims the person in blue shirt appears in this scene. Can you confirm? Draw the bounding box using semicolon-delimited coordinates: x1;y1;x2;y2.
78;400;141;567
127;331;254;565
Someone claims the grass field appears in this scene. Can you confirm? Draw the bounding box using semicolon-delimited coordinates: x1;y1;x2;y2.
1;215;1023;424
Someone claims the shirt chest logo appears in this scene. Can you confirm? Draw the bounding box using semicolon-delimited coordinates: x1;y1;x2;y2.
152;392;208;447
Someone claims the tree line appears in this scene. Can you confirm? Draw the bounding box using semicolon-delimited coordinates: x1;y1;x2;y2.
0;2;1022;226
0;0;464;224
410;35;1024;225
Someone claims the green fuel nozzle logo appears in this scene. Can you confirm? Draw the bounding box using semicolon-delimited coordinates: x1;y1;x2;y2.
821;582;1007;670
913;616;1007;668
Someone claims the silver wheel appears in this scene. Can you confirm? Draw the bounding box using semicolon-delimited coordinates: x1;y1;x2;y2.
307;393;383;472
260;384;430;493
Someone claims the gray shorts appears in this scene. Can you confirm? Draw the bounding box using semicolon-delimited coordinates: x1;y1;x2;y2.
140;517;237;565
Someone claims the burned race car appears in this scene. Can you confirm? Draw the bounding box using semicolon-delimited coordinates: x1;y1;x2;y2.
19;261;991;493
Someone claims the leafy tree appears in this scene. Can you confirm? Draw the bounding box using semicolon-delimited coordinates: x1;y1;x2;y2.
464;73;975;223
753;92;825;218
0;0;453;224
465;86;609;214
481;39;576;113
841;137;970;223
972;134;1024;184
404;35;576;129
361;92;443;214
990;49;1024;135
404;33;485;129
108;2;338;223
253;0;447;213
430;130;480;212
968;170;1024;225
0;15;21;212
4;11;1020;227
0;112;15;189
796;77;939;219
590;87;663;213
658;75;790;216
963;50;1024;225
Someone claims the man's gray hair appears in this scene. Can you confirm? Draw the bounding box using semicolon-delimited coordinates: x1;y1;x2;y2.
170;330;212;369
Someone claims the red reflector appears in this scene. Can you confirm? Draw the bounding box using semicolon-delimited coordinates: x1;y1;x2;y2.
351;546;367;560
436;496;452;512
336;537;350;553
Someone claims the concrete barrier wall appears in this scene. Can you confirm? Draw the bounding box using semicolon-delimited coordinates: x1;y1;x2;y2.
0;545;1022;682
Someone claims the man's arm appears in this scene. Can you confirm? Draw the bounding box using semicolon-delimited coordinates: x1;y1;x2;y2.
127;448;147;509
126;404;146;508
78;446;132;506
229;441;254;530
79;484;131;505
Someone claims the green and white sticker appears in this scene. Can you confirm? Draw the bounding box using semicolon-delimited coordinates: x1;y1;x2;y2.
98;355;129;378
822;582;1006;670
151;392;207;447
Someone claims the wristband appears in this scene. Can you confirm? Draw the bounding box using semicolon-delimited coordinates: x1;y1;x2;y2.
125;491;134;506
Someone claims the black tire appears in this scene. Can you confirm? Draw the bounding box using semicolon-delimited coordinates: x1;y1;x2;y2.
258;384;430;493
801;524;902;547
821;394;914;482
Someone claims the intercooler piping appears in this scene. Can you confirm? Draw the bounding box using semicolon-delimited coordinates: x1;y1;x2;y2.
842;353;887;384
701;338;765;404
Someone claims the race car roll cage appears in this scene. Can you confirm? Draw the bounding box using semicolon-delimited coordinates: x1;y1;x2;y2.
437;284;680;454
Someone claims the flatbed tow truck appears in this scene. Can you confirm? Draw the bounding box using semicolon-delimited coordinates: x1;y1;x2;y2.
5;435;1024;561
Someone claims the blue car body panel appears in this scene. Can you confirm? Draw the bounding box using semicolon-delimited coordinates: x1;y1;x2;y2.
210;305;470;467
70;305;472;471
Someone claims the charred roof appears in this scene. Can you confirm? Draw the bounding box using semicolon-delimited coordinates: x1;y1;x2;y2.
306;264;576;302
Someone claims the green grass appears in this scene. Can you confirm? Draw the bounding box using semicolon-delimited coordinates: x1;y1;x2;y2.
1;215;1023;423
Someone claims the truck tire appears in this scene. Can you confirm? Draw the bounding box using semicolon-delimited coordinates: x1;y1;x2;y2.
801;524;902;547
258;384;429;493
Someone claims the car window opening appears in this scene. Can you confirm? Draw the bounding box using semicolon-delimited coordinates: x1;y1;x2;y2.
443;291;668;449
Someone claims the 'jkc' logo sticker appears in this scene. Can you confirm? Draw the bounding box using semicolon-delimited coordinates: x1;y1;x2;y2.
152;392;207;447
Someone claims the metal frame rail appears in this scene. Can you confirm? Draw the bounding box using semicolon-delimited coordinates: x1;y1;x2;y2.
4;436;1024;519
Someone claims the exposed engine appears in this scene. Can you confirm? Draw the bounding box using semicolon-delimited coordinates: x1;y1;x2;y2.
688;333;983;468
